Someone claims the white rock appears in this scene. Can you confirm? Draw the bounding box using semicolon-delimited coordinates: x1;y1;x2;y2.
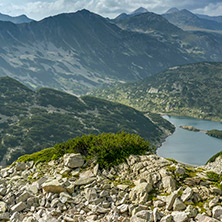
162;176;176;193
160;215;173;222
117;204;128;213
196;214;219;222
42;179;66;193
166;191;178;210
64;153;84;169
185;205;198;218
16;162;26;171
11;202;26;212
171;211;189;222
0;202;7;213
173;198;186;211
212;206;222;220
181;187;193;202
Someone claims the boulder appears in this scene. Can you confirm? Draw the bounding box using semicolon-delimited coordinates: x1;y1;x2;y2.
171;211;189;222
196;214;219;222
185;205;198;218
173;198;186;211
11;202;26;212
129;182;152;204
162;176;176;193
64;153;84;169
166;191;178;210
0;202;7;213
212;206;222;220
42;179;66;193
181;187;193;202
16;162;26;171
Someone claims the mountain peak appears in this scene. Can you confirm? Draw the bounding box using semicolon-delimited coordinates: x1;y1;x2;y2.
165;7;180;14
131;7;148;16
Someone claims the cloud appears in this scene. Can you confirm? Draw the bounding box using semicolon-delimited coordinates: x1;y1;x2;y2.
1;0;222;20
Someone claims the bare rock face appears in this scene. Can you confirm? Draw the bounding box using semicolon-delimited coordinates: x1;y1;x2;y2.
0;153;221;221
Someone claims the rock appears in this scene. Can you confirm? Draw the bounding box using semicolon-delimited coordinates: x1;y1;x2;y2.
181;187;193;202
17;191;32;203
210;187;222;195
185;205;198;218
209;197;219;208
64;153;84;169
117;204;128;213
28;183;39;194
171;211;189;222
84;188;97;203
173;198;186;211
175;166;186;175
0;202;7;213
11;201;26;212
166;191;178;210
154;200;165;207
74;177;96;186
135;210;151;220
184;177;201;186
160;215;173;222
130;215;147;222
129;182;152;204
212;206;222;220
162;176;176;193
42;179;66;193
16;162;26;171
117;185;129;191
0;212;10;221
196;214;219;222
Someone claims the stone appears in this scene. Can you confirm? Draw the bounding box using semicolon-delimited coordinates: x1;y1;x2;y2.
130;215;147;222
166;191;178;210
74;177;96;186
175;166;185;175
162;176;176;193
0;212;10;221
212;206;222;220
129;182;152;204
209;197;219;208
0;202;7;213
28;183;39;194
84;188;97;203
42;179;66;193
117;204;128;213
181;187;193;202
173;198;186;211
160;215;173;222
16;162;26;171
196;214;219;222
135;210;151;220
210;187;222;195
117;185;129;191
17;191;32;203
185;205;198;218
11;202;26;212
64;153;84;169
171;211;189;222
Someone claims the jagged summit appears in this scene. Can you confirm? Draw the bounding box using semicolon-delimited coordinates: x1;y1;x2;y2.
130;7;148;16
0;12;33;23
165;7;180;14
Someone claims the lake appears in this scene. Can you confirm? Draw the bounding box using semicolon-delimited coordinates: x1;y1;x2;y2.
157;115;222;165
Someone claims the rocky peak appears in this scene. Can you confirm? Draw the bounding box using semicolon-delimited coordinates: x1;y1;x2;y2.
0;153;222;221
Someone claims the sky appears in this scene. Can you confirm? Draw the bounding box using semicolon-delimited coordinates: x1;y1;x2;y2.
1;0;222;21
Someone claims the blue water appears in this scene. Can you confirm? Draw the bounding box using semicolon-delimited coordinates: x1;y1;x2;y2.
157;115;222;165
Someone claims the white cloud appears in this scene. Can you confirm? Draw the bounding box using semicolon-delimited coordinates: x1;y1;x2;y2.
0;0;222;21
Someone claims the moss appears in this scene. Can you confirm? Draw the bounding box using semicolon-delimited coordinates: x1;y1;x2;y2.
166;158;178;164
206;171;220;182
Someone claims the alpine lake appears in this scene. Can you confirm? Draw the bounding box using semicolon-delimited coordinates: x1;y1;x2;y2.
157;115;222;166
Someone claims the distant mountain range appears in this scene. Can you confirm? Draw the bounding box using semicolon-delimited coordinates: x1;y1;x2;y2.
163;8;222;33
0;76;174;165
0;12;33;24
92;62;222;121
0;9;222;95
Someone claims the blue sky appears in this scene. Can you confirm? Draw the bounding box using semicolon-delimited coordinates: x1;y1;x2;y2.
1;0;222;20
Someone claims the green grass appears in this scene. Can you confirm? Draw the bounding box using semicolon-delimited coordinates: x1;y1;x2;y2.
17;132;154;169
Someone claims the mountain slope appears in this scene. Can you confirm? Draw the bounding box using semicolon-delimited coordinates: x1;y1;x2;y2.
1;10;222;95
0;12;33;24
92;62;222;121
163;9;222;32
0;77;172;165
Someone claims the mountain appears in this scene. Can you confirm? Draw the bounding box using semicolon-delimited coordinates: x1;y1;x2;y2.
0;12;33;24
0;76;174;165
165;8;180;14
196;14;222;24
163;9;222;32
92;62;222;121
115;7;148;20
1;10;222;95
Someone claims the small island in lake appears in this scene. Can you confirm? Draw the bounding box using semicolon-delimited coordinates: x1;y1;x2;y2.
179;125;202;132
206;129;222;139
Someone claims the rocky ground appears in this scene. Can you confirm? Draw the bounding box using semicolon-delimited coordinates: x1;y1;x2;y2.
0;153;222;222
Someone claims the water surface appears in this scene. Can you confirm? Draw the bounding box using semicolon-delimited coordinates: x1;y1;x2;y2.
157;115;222;165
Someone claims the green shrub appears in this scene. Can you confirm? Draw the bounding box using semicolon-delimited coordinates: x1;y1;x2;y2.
17;132;154;168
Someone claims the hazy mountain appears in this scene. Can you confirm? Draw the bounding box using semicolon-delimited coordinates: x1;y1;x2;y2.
0;12;33;24
163;9;222;32
165;8;180;14
0;9;222;95
92;62;222;121
115;7;148;20
0;76;174;165
196;14;222;24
